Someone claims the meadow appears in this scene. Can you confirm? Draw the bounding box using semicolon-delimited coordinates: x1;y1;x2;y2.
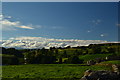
2;64;111;79
100;60;120;65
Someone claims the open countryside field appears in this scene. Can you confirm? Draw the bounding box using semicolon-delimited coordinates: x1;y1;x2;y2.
100;60;120;65
2;43;120;79
2;64;112;79
79;54;112;62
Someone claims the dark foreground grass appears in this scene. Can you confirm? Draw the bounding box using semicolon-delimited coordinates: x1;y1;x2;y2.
2;64;112;79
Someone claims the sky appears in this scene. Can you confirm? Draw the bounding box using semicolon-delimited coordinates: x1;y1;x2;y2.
2;0;120;2
1;2;119;41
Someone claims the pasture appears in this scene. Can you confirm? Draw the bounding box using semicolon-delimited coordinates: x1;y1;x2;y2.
2;64;112;79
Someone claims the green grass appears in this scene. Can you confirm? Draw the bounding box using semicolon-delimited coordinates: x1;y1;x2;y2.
0;54;14;57
79;54;112;62
2;64;112;79
101;60;120;65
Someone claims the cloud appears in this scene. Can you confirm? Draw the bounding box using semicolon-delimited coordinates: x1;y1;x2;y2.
92;19;101;25
17;25;34;29
100;34;107;37
6;16;12;19
1;15;63;31
0;14;3;20
51;26;63;29
1;15;35;30
0;14;12;20
87;30;91;33
1;36;108;49
100;34;104;37
2;19;20;26
1;19;34;30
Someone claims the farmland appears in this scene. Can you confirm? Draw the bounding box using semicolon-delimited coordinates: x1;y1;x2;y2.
1;43;120;79
100;60;120;65
2;64;111;79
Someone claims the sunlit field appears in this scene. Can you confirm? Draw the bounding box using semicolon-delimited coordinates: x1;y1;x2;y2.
2;64;111;79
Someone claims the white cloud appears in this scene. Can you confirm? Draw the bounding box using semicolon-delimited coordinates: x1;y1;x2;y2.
100;34;104;37
1;36;108;49
1;15;63;31
6;16;12;19
18;25;34;29
100;34;105;37
1;19;34;30
87;30;91;33
2;19;20;26
0;14;3;20
1;15;35;30
0;15;12;20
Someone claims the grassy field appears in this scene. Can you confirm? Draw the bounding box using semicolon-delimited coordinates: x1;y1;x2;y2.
100;60;120;65
79;54;112;62
2;64;112;79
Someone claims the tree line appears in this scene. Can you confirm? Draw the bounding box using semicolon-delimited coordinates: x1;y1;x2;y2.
1;43;120;65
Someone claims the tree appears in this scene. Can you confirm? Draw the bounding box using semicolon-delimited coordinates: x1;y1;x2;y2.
107;47;116;53
54;49;58;56
6;48;24;58
59;56;62;64
62;50;68;58
101;47;109;54
73;50;80;56
87;49;94;54
88;44;101;54
23;51;36;64
2;47;7;54
2;56;19;65
67;55;83;64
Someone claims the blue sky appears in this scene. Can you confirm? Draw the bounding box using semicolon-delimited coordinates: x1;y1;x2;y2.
2;2;118;41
